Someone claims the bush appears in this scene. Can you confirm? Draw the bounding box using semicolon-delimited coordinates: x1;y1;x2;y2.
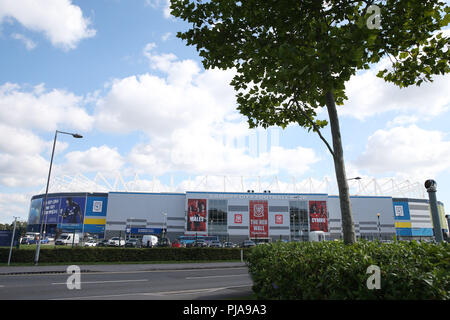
246;241;450;300
0;247;248;264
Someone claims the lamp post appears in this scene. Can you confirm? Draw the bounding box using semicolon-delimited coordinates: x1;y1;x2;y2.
425;180;444;243
162;212;167;238
34;130;83;266
8;217;18;266
377;213;381;241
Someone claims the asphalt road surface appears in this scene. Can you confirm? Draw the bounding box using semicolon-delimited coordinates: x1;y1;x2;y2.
0;266;253;300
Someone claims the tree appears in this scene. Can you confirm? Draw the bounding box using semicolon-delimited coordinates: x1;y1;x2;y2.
170;0;450;244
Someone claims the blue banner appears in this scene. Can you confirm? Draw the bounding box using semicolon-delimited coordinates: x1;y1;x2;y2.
42;197;61;224
28;198;42;225
130;227;162;235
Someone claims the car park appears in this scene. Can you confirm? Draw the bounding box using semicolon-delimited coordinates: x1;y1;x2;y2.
156;237;171;247
84;239;97;247
223;242;235;248
108;237;125;247
193;239;208;247
171;240;183;248
142;235;158;247
55;233;79;245
209;240;222;248
125;238;142;248
242;240;256;248
96;239;109;247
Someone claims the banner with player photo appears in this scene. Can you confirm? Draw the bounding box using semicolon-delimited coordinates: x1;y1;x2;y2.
309;201;328;232
187;199;207;232
60;196;86;232
249;200;268;238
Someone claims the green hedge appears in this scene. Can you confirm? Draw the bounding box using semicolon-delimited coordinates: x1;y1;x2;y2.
0;247;248;264
247;241;450;300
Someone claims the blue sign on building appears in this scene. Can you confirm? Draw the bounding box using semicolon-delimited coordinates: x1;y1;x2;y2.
129;227;163;235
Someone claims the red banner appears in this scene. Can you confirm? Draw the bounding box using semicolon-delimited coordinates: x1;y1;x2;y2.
187;199;207;232
309;201;328;232
249;200;268;238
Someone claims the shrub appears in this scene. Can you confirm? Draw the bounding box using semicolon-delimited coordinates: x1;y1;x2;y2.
0;247;248;264
246;241;450;300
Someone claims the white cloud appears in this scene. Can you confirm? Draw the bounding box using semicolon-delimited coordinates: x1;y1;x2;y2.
386;115;419;128
96;44;320;178
0;124;45;155
11;32;36;50
0;193;31;223
63;145;125;174
0;83;93;132
145;0;171;19
341;59;450;120
0;0;96;50
0;123;72;188
0;153;48;187
355;125;450;180
161;32;171;42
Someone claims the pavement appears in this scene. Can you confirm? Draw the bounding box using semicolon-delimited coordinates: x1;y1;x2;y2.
0;261;248;275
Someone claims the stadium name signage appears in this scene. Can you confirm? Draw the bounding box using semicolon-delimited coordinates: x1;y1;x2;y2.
198;194;314;200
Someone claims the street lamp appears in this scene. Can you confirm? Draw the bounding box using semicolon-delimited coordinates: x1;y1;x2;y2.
347;177;362;181
377;213;381;241
8;216;19;266
34;130;83;266
162;212;167;238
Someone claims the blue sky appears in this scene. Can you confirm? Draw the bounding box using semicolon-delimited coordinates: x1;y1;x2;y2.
0;0;449;223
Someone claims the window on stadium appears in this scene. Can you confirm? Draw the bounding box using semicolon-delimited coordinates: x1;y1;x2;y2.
208;200;228;236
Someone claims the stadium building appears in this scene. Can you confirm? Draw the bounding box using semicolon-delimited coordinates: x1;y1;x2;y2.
26;190;449;243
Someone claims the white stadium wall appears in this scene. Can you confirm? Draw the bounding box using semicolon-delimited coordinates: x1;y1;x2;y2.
27;190;445;242
328;196;396;240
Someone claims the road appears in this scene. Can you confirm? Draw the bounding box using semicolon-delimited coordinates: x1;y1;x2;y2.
0;265;253;300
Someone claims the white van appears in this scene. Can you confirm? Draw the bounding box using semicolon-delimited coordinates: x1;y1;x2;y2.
309;231;326;242
55;233;80;245
142;235;158;247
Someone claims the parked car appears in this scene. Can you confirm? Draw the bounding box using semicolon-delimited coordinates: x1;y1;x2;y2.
193;239;208;247
223;242;235;248
209;240;222;248
171;240;182;248
125;238;142;248
142;235;158;247
96;239;109;247
107;237;125;247
241;240;256;248
156;237;171;247
28;239;41;245
84;239;97;247
55;233;79;246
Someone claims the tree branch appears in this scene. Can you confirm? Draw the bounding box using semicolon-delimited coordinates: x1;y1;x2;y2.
290;98;336;158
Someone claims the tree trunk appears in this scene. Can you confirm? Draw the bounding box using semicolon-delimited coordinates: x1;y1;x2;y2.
325;90;356;244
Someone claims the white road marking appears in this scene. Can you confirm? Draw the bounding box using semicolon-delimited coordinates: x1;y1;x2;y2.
186;274;249;280
2;266;248;277
53;284;253;300
52;279;149;285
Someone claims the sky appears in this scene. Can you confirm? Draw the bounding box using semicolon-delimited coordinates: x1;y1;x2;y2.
0;0;449;224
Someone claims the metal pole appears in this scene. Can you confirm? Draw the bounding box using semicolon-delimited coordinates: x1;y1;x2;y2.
425;180;444;243
377;213;381;241
8;217;18;266
34;130;82;264
34;130;57;266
